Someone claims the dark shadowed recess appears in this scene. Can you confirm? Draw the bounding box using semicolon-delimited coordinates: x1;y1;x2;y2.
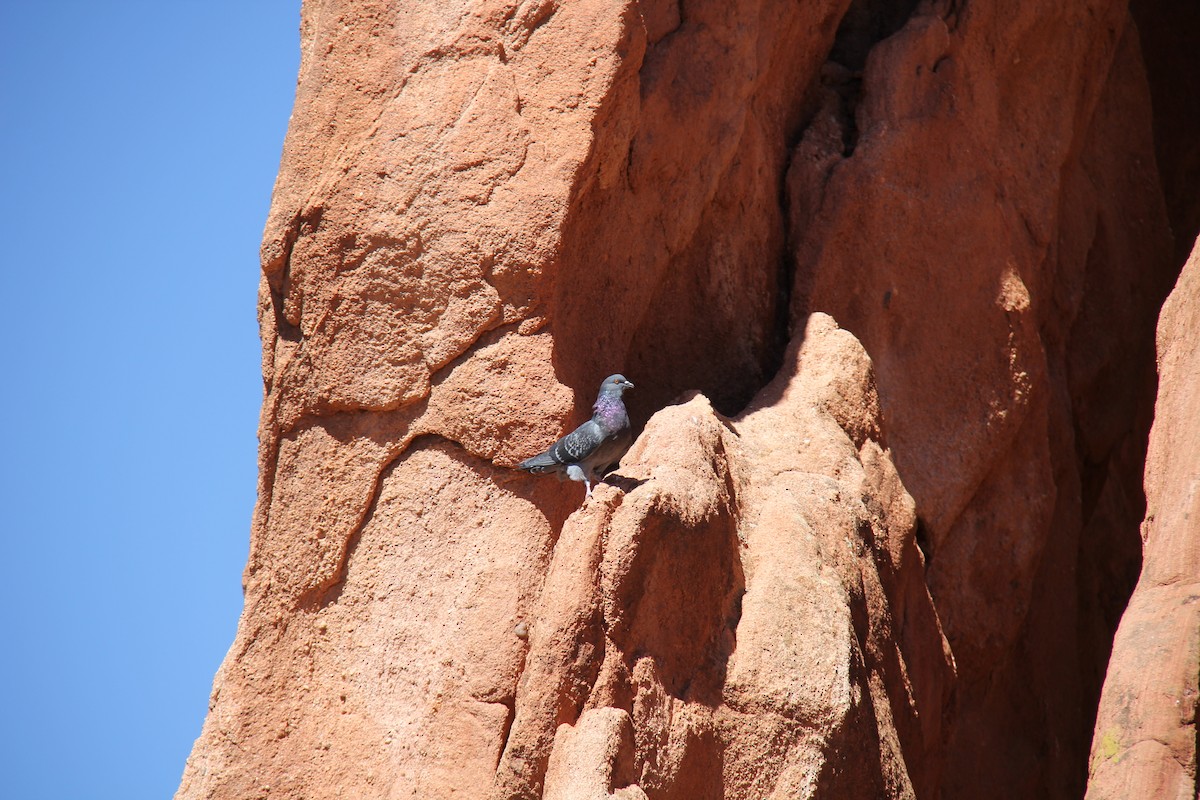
549;0;923;429
1074;0;1200;785
1119;0;1200;787
824;0;923;155
1131;0;1200;266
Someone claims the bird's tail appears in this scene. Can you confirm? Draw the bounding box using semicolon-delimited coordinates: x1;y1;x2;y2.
519;452;560;473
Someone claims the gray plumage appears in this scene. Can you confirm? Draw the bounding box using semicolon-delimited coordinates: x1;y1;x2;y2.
520;374;634;497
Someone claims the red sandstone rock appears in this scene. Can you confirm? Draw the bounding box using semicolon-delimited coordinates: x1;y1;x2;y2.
542;708;645;799
177;1;1195;798
490;314;949;799
1085;240;1200;800
788;7;1177;795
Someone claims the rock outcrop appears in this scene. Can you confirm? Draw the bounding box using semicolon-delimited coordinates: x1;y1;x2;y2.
787;6;1181;795
1085;240;1200;800
495;314;951;799
178;1;1198;797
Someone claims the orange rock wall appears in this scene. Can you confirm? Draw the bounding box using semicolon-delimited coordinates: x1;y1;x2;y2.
788;5;1179;796
1086;241;1200;800
177;1;1197;798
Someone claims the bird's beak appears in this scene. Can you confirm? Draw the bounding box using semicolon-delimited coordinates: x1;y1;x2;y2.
625;380;634;388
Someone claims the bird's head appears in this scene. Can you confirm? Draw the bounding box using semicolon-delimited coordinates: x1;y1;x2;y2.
600;374;634;396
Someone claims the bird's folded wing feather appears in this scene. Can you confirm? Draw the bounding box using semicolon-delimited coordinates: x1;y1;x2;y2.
550;420;604;463
518;451;561;470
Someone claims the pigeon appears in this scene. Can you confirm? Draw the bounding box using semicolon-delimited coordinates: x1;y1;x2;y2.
519;374;635;497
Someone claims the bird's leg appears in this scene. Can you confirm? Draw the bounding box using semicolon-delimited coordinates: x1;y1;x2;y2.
565;464;593;498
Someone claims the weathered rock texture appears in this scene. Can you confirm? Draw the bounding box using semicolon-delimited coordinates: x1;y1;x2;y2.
178;0;1199;797
1085;240;1200;800
500;314;951;799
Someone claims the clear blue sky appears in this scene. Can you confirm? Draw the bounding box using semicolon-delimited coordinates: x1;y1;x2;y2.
0;3;299;798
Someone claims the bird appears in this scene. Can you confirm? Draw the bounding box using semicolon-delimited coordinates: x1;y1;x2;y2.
519;374;635;497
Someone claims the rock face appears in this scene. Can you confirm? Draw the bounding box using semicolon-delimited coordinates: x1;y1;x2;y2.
499;314;951;799
1085;241;1200;800
178;1;1198;798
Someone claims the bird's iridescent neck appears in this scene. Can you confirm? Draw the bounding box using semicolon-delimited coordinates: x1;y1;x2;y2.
593;394;627;424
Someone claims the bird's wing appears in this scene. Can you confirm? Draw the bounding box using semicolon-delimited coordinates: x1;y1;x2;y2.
518;451;562;471
548;420;605;464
